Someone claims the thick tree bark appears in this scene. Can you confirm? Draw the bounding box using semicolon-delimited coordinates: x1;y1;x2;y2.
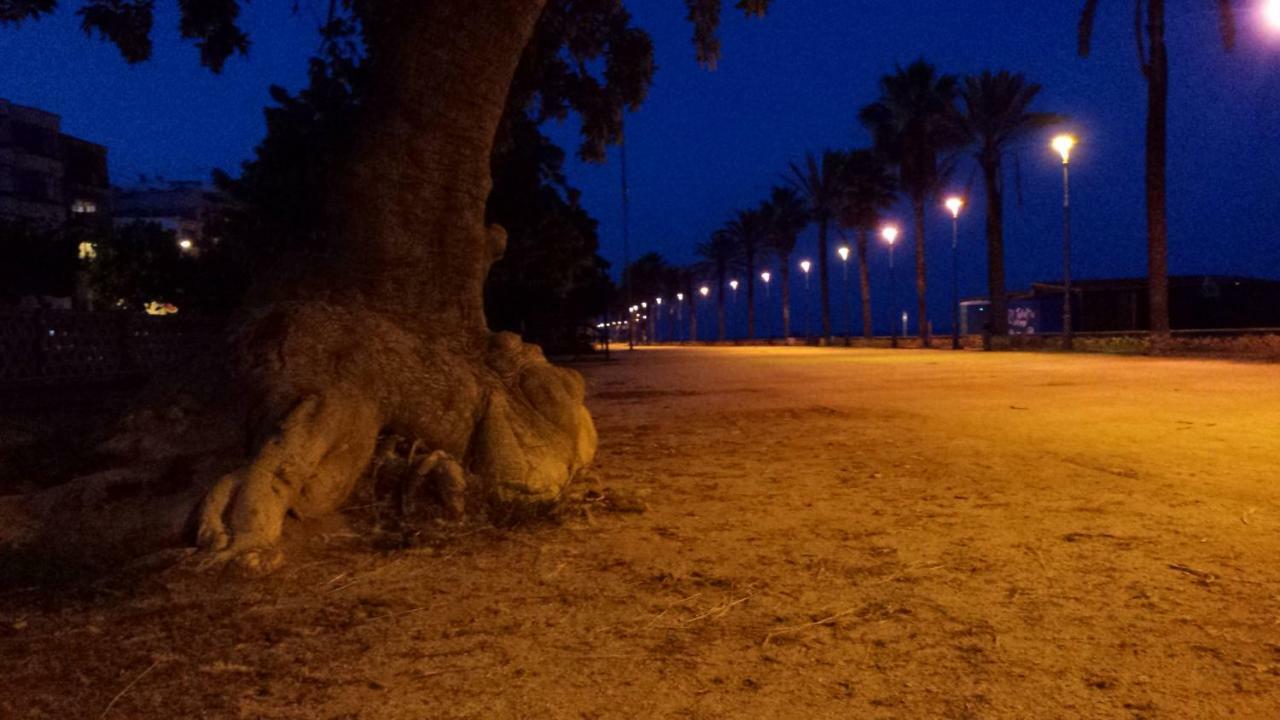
912;196;931;346
817;219;832;341
1145;0;1171;341
982;158;1008;336
857;230;873;339
2;0;598;573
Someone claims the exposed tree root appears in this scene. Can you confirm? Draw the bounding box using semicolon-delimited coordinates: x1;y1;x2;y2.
0;301;596;575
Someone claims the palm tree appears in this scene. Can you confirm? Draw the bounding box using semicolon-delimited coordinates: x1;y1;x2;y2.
695;231;738;341
836;150;897;339
1079;1;1236;341
676;265;701;342
760;186;810;339
954;70;1062;340
721;208;770;339
788;150;848;341
859;59;962;347
627;252;675;343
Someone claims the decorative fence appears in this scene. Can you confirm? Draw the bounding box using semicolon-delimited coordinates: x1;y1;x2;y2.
0;310;220;385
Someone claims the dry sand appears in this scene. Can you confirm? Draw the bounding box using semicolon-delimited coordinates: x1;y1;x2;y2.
3;346;1280;718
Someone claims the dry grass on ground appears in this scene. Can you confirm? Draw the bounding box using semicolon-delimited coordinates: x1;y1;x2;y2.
2;347;1280;719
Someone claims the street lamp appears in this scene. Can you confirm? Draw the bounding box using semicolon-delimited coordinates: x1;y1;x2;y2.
882;225;900;348
760;271;772;300
1266;0;1280;30
699;286;709;297
177;238;194;253
945;196;964;350
729;279;739;304
799;260;812;339
675;292;684;340
837;245;851;340
1052;133;1076;351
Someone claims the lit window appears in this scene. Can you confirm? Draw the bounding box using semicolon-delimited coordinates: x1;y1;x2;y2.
71;199;98;214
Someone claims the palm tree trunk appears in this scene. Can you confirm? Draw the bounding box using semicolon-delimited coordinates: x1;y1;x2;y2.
780;258;792;339
716;267;727;341
857;229;873;339
982;158;1008;337
746;251;757;339
1146;0;1171;341
689;282;698;342
912;196;930;346
817;218;832;340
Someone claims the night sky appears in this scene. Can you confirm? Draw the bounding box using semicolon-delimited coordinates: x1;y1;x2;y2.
4;1;1279;335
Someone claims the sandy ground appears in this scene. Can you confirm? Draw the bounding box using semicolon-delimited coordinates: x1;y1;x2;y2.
3;346;1280;719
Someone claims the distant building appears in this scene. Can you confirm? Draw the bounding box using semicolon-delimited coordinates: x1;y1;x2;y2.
0;98;109;228
962;276;1280;334
113;179;229;251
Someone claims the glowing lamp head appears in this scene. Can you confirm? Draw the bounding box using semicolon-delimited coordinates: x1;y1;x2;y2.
837;246;850;262
799;260;812;274
699;286;710;297
881;225;899;245
1266;0;1280;30
676;292;684;301
945;197;964;219
178;238;194;252
655;297;662;305
729;279;739;291
760;271;771;283
1052;134;1076;164
641;301;647;309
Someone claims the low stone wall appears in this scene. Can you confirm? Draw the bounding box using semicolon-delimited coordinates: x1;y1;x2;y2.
650;331;1280;361
0;310;220;385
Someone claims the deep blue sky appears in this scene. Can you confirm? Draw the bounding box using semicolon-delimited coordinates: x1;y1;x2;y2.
4;1;1279;335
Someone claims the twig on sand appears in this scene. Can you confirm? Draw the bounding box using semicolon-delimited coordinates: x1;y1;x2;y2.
99;659;159;719
1168;563;1217;582
681;593;753;626
763;607;862;646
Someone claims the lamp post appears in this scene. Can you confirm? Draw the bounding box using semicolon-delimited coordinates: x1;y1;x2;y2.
945;196;964;350
837;245;851;341
698;286;710;341
675;292;685;341
760;271;771;300
799;260;812;339
1052;134;1076;351
882;225;899;348
654;297;663;342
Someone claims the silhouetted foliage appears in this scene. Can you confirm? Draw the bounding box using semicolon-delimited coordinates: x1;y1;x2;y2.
212;16;615;348
954;70;1062;336
860;59;963;344
0;220;80;302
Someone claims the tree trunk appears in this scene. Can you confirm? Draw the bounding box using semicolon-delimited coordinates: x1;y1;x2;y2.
982;157;1008;336
857;229;873;339
716;268;727;341
1146;0;1171;343
817;218;832;340
1;0;598;574
912;195;930;347
779;256;791;340
689;283;699;342
746;252;756;340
